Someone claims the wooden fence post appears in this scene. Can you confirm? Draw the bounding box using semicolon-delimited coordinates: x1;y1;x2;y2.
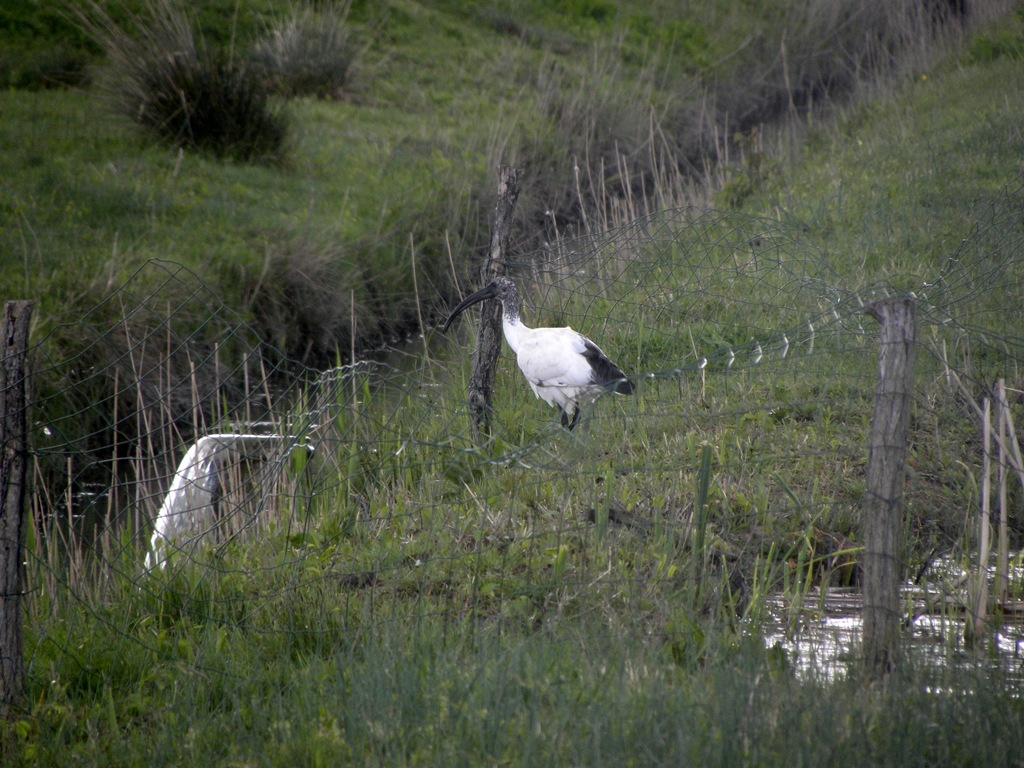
468;166;521;442
966;397;993;643
1;300;34;719
862;297;916;680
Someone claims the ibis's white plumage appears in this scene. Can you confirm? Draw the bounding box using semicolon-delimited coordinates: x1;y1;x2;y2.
443;277;633;429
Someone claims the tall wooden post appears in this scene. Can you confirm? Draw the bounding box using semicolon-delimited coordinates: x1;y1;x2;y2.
966;397;992;643
862;297;915;680
1;300;34;719
468;166;521;442
995;380;1010;605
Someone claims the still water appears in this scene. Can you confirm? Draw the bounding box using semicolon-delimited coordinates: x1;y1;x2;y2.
762;583;1024;682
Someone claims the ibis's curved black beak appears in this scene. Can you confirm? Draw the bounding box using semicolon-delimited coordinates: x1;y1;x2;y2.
441;282;499;332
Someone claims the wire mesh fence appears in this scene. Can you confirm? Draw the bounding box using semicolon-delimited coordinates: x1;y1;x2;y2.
16;173;1024;686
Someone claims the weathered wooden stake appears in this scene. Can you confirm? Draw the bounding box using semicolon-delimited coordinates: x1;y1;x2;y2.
1;300;34;720
996;380;1010;605
967;396;992;643
862;297;915;680
468;166;521;442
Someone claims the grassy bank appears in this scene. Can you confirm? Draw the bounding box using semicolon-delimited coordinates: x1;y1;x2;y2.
2;1;1002;363
4;1;1024;764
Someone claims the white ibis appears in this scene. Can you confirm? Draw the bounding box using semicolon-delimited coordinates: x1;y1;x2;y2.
442;277;634;429
146;433;298;569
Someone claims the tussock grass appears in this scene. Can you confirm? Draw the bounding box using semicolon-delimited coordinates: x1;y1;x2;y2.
250;1;359;99
241;232;377;368
75;0;289;160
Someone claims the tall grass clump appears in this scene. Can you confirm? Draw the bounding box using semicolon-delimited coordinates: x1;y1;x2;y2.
516;42;702;240
251;1;359;99
240;233;378;368
75;0;288;161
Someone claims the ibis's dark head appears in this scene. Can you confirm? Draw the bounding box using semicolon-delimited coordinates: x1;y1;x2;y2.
442;277;521;332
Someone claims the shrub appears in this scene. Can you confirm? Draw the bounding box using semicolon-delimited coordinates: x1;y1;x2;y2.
240;233;376;368
75;0;288;161
136;50;288;160
251;1;358;99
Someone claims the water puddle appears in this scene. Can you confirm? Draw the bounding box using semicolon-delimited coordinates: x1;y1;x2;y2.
762;584;1024;681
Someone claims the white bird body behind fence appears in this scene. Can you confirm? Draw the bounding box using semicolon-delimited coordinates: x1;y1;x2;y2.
146;433;291;569
443;277;633;429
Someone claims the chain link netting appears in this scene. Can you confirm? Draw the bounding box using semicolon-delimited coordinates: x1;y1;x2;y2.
19;173;1024;682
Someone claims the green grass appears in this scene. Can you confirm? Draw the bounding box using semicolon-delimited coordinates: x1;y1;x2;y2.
746;57;1024;283
6;0;1006;363
5;2;1024;764
14;552;1024;765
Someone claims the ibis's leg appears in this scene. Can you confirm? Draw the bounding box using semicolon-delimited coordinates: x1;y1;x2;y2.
559;408;571;428
566;406;581;431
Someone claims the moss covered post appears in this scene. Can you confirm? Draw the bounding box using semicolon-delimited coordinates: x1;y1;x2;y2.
862;297;916;680
467;166;521;442
1;300;33;719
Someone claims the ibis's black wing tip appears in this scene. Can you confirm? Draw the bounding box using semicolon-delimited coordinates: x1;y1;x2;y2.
581;339;634;394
